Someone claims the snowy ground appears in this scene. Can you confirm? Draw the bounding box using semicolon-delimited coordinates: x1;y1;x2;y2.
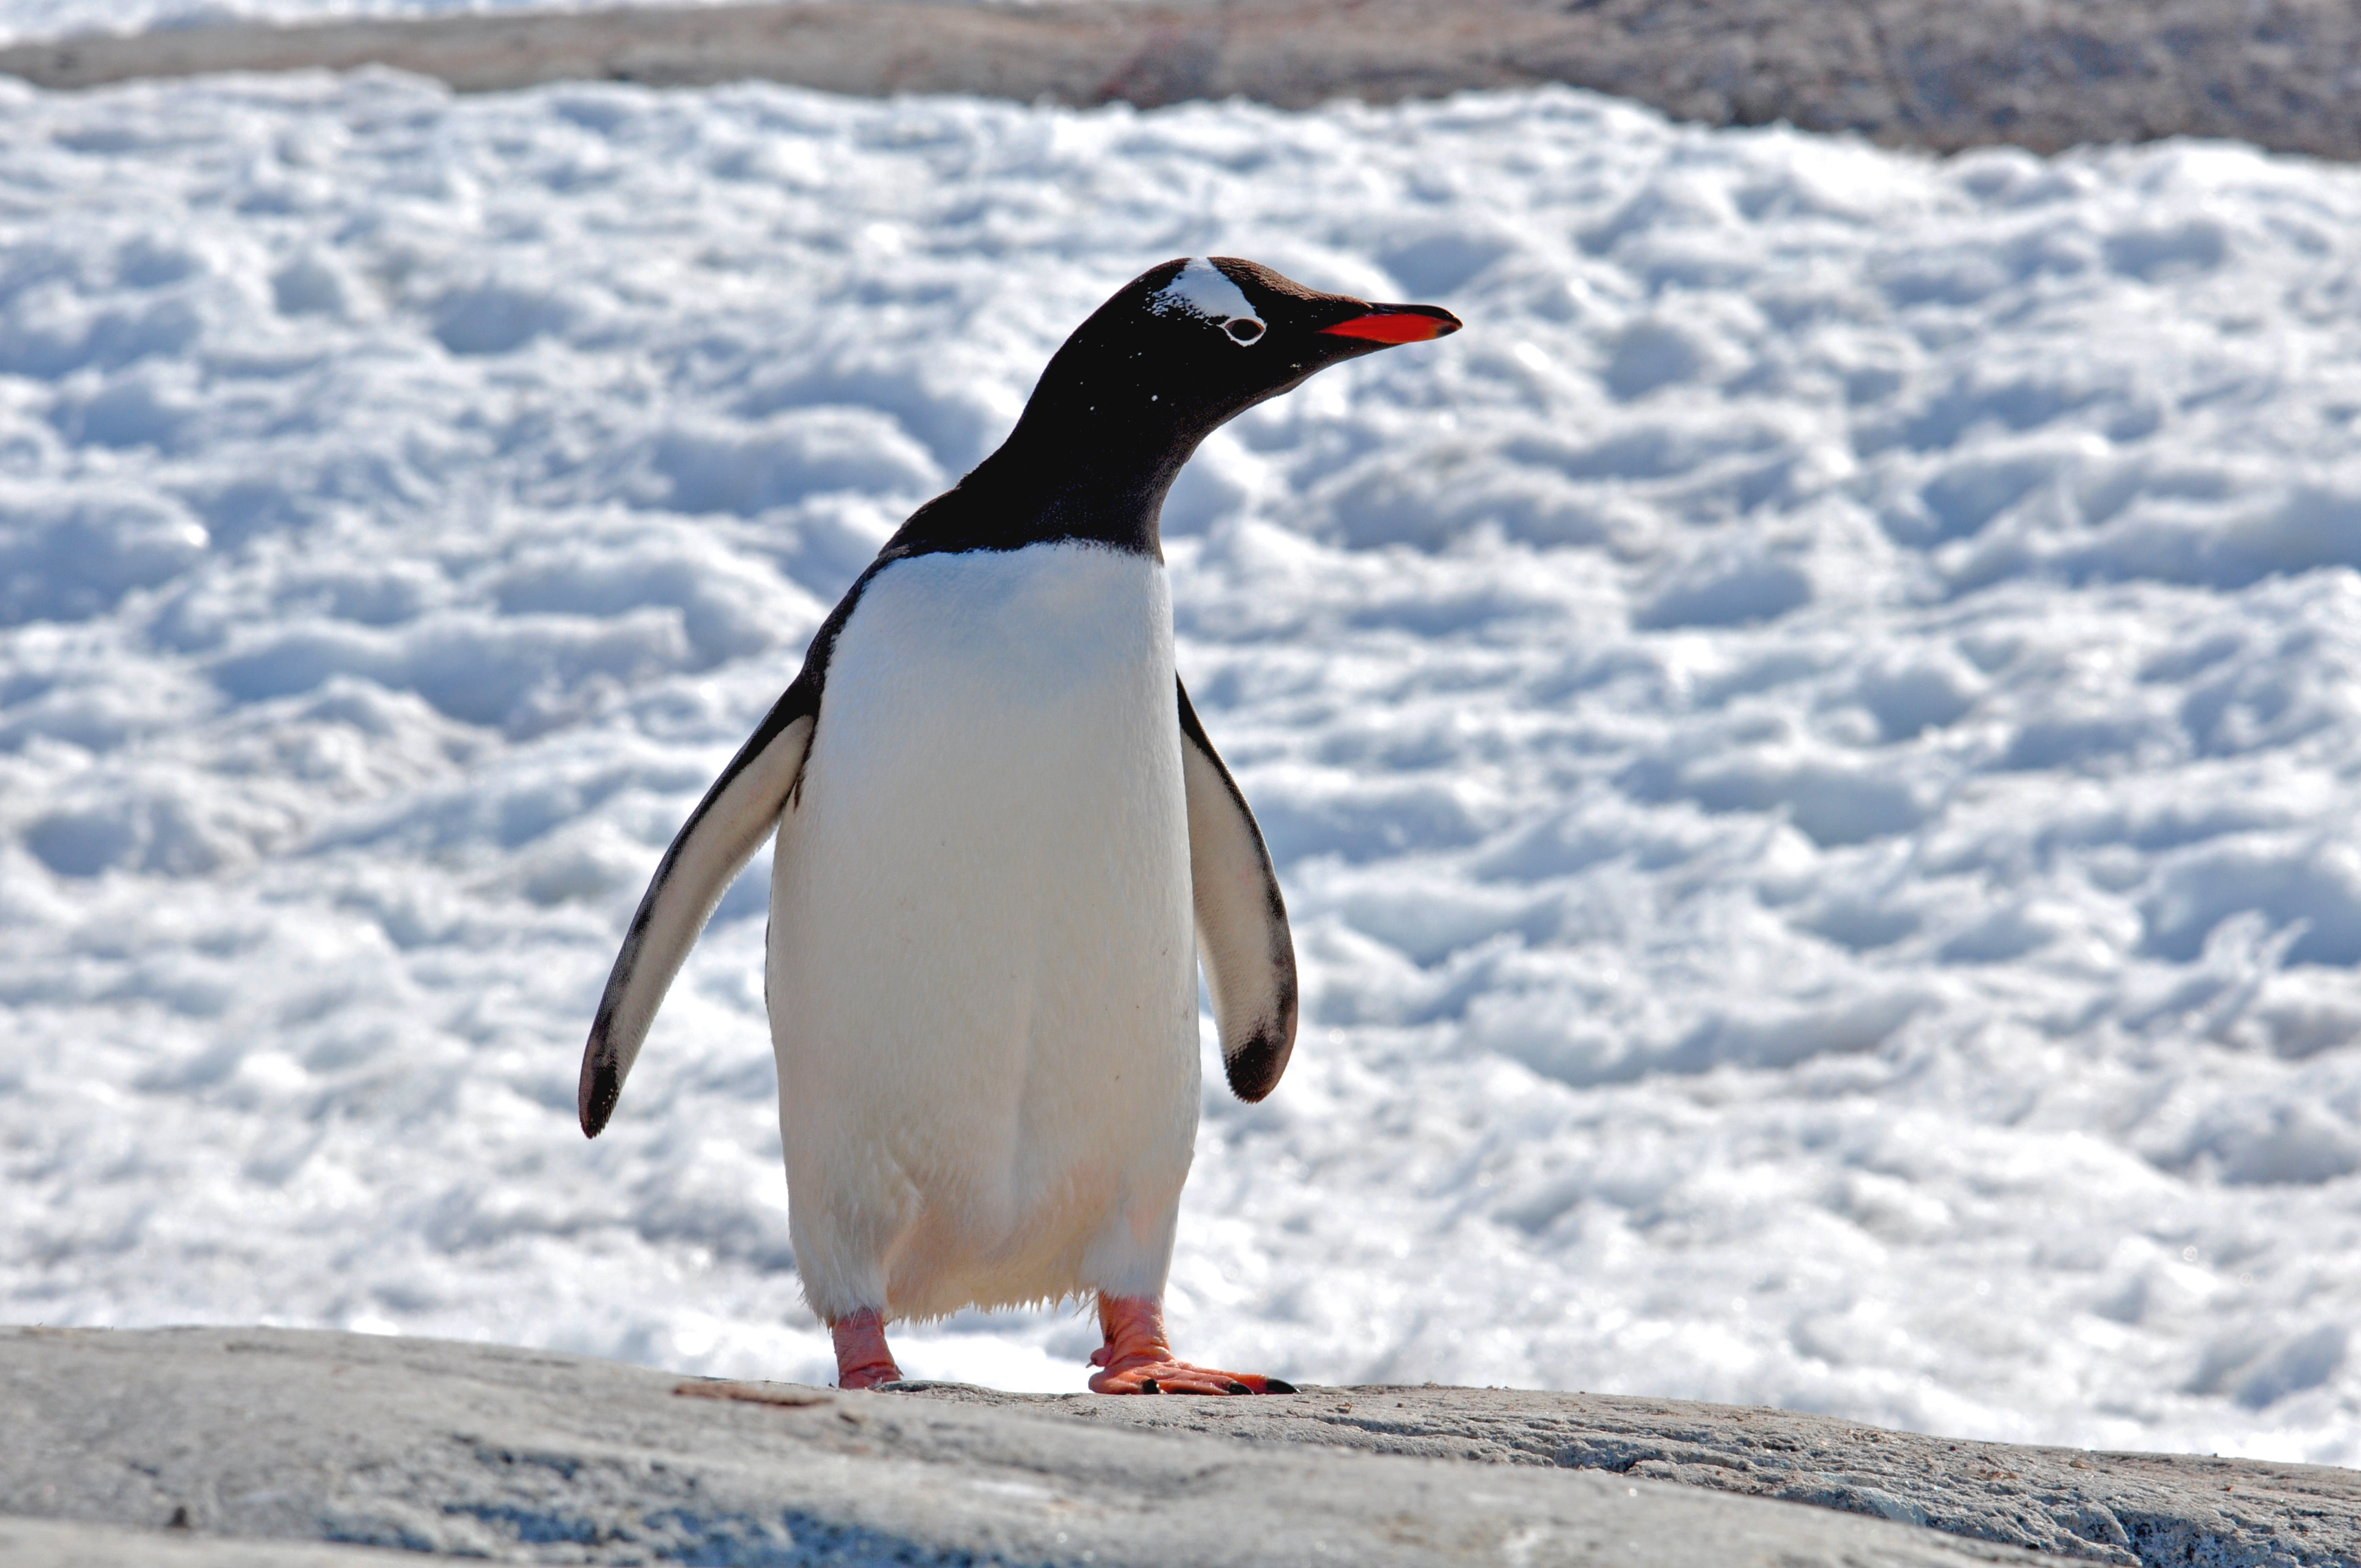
2;68;2358;1466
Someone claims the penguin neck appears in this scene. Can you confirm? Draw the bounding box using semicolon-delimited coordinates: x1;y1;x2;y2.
917;401;1211;562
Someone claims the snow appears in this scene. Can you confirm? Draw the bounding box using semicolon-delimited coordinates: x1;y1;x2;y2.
1;67;2358;1465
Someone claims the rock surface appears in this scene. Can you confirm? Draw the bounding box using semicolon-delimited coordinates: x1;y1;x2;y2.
1;0;2360;161
908;1380;2361;1567
3;1327;2354;1567
0;1513;417;1567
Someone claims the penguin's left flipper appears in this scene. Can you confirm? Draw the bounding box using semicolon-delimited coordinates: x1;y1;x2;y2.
1179;678;1298;1102
578;690;817;1137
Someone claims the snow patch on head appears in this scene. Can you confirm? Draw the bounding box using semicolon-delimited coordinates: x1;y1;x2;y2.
1148;258;1266;344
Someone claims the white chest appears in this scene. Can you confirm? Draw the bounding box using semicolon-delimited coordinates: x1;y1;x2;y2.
785;541;1193;995
804;542;1183;819
763;542;1201;1318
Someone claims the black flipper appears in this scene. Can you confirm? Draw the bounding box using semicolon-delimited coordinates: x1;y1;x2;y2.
578;694;814;1136
579;558;901;1137
1178;678;1298;1101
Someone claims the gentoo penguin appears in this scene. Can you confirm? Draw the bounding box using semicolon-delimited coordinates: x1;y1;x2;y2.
580;257;1460;1394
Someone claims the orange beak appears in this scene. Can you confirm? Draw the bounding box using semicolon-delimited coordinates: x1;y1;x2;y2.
1319;306;1462;345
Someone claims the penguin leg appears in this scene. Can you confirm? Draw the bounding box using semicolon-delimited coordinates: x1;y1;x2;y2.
1086;1295;1297;1396
830;1309;903;1390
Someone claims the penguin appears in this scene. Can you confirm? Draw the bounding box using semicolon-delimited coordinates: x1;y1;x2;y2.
579;257;1460;1395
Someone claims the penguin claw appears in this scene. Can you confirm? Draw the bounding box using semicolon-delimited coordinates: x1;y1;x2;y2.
1086;1351;1293;1389
1089;1293;1292;1395
1088;1358;1286;1395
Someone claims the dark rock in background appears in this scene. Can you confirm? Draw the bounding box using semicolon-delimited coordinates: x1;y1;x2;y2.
1;0;2359;161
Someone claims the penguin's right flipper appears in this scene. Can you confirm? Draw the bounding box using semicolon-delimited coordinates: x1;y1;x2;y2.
578;694;816;1137
1178;678;1299;1102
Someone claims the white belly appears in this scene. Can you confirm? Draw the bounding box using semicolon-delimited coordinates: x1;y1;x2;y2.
765;542;1199;1322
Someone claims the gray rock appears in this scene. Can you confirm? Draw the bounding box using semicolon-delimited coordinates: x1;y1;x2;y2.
2;1326;2352;1567
0;1325;2031;1566
900;1381;2361;1566
3;0;2361;161
0;1512;418;1567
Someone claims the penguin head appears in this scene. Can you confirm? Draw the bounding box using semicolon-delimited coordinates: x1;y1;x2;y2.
919;258;1459;556
1123;255;1461;418
1014;256;1462;455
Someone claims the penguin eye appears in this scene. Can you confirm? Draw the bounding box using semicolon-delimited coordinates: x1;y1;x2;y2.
1225;318;1266;345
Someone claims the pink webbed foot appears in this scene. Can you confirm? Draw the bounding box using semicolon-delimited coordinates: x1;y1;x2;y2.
1087;1294;1297;1396
831;1308;903;1390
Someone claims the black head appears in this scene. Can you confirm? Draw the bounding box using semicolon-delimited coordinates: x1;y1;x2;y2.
886;257;1461;559
1017;255;1462;449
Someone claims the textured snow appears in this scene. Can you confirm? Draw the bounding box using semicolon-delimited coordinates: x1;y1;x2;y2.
2;69;2359;1465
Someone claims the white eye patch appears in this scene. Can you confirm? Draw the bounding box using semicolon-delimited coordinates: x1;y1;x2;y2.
1147;257;1266;345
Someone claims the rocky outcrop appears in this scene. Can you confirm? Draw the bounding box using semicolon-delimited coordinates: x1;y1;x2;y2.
912;1379;2361;1567
14;0;2361;160
3;1327;2353;1566
2;0;2360;161
0;1513;419;1567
